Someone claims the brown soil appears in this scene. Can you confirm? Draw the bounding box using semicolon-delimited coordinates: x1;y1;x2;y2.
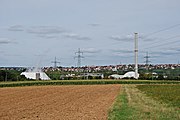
0;85;120;120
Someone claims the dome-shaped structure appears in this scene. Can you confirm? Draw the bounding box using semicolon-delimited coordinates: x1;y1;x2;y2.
21;71;51;80
123;71;139;78
20;67;51;80
109;74;124;79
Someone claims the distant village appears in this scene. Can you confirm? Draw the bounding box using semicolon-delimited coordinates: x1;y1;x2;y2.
0;64;180;81
1;64;179;72
43;64;180;72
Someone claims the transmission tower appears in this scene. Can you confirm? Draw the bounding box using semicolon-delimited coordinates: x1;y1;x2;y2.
144;52;151;70
144;52;150;65
74;48;84;67
51;57;60;68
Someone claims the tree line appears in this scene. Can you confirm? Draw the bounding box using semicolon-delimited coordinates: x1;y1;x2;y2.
0;70;27;82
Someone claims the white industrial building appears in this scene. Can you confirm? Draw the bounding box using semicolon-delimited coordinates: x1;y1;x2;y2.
21;68;51;80
109;71;139;79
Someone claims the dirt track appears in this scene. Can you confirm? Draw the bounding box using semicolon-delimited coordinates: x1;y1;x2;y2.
0;85;121;120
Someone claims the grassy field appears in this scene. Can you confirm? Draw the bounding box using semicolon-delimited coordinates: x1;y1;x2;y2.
0;79;180;87
108;85;180;120
137;84;180;108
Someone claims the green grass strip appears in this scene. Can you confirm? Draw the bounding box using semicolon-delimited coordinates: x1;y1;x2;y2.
108;93;136;120
109;85;180;120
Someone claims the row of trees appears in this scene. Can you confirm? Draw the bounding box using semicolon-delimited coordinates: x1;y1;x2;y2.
0;70;27;82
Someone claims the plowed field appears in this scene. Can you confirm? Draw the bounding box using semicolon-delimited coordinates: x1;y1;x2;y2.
0;85;120;120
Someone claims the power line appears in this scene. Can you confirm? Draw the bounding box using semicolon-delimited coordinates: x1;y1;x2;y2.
146;38;180;49
150;35;180;46
141;35;180;49
143;23;180;37
140;24;180;49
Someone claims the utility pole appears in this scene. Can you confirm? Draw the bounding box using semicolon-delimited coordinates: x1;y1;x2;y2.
75;48;84;67
134;33;138;79
51;57;60;68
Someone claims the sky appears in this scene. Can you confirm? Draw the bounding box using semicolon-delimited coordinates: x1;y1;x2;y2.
0;0;180;67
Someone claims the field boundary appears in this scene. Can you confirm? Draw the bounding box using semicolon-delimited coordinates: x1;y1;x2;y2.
0;80;180;87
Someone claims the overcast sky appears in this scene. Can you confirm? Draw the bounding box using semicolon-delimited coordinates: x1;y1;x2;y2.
0;0;180;67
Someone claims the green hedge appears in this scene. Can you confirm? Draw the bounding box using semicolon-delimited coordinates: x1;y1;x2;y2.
0;80;180;88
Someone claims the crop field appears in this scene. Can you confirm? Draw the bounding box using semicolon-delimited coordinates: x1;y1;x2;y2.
0;85;121;120
1;80;180;120
137;84;180;108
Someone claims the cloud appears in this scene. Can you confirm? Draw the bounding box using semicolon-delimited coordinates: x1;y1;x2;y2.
139;35;156;42
27;26;66;35
167;47;180;52
4;54;22;57
152;50;179;56
82;48;101;53
110;49;134;58
27;26;91;41
111;49;133;54
8;25;24;31
0;38;16;44
110;34;133;42
7;25;91;41
37;34;59;39
88;23;100;27
63;33;91;41
0;51;4;53
112;53;133;58
175;49;180;52
110;34;156;42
